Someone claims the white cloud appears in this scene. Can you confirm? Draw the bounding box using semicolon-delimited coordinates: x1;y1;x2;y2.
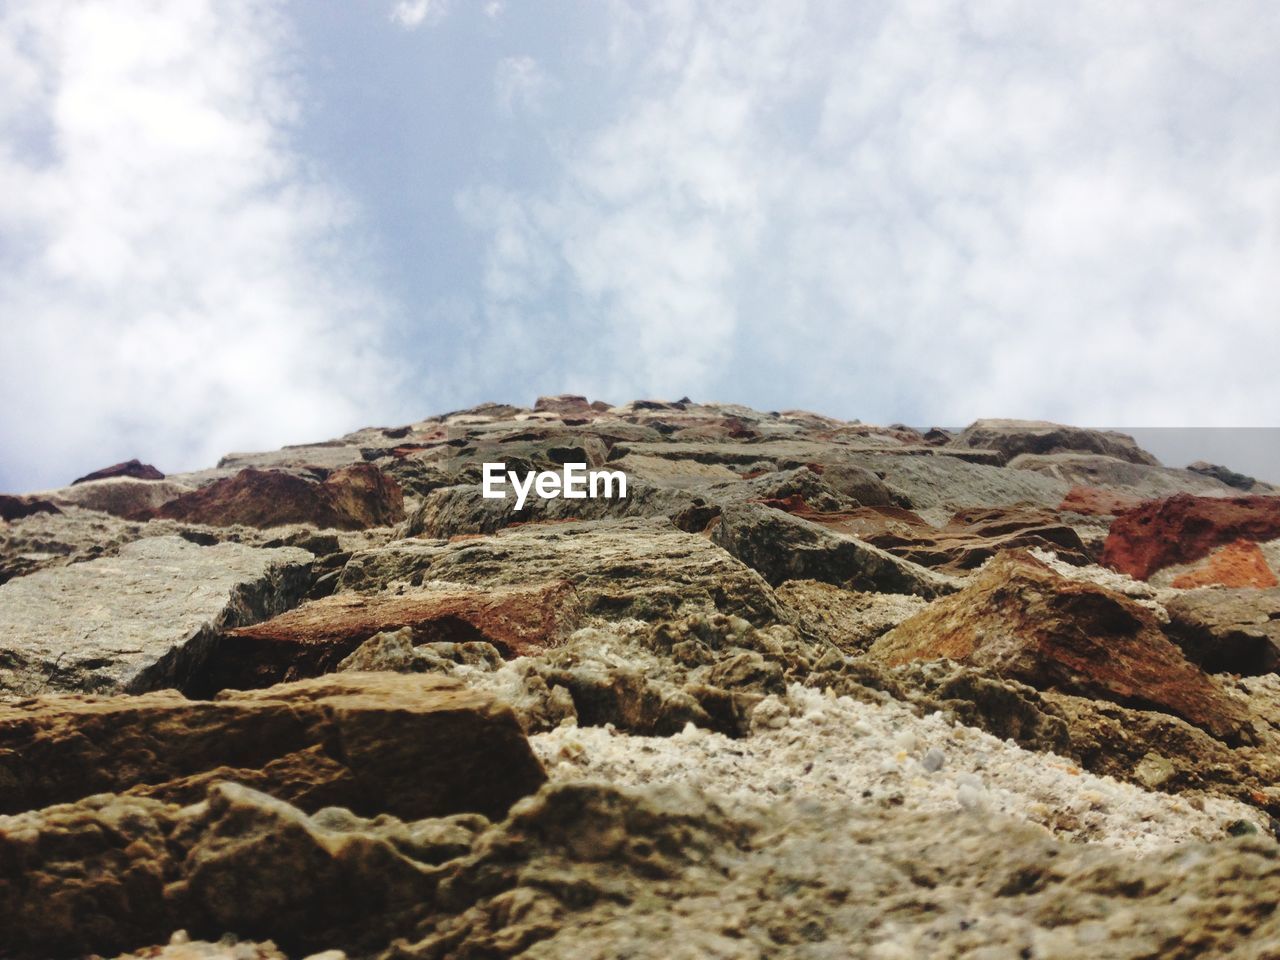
494;56;551;116
389;0;445;31
463;0;1280;426
0;1;400;490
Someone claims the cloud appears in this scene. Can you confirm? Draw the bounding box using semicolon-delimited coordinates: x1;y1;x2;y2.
461;0;1280;426
389;0;446;31
494;56;551;116
0;1;400;491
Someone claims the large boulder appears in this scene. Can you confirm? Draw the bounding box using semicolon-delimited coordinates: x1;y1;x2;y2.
72;458;165;484
710;501;957;598
0;537;313;695
1101;493;1280;580
868;551;1255;744
203;581;583;692
1168;539;1279;590
951;419;1160;465
47;477;193;518
142;464;404;530
0;672;544;820
340;518;787;626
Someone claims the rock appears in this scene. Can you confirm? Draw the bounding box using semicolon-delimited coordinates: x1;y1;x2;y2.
710;501;957;598
532;394;597;417
73;458;166;484
1164;588;1280;675
1169;539;1279;589
1058;484;1144;516
868;551;1254;744
773;579;927;654
48;477;194;518
0;494;60;522
203;581;583;692
142;465;404;531
1011;452;1233;499
951;419;1160;465
1102;492;1280;580
0;537;313;695
1188;460;1266;492
111;935;291;959
340;518;786;627
0;672;544;820
844;450;1071;510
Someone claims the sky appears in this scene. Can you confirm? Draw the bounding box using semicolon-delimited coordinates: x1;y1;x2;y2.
2;0;1279;491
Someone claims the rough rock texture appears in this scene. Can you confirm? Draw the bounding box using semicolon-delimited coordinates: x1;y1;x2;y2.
868;551;1254;744
144;464;404;531
0;537;313;695
1103;492;1280;580
73;458;166;484
1169;539;1280;589
1165;588;1280;676
205;581;583;691
711;501;956;597
0;494;61;523
951;419;1161;465
1188;459;1271;492
46;477;194;518
1058;484;1143;516
0;672;544;820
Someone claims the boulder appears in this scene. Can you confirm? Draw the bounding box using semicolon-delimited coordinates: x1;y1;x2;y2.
868;551;1255;744
710;501;956;598
48;478;193;518
0;494;60;522
533;394;597;417
1169;539;1279;590
203;581;583;692
0;672;544;820
340;518;786;626
1058;485;1143;516
1187;460;1267;492
1165;588;1280;676
1102;493;1280;580
72;458;165;484
142;464;404;531
0;537;313;695
951;419;1160;465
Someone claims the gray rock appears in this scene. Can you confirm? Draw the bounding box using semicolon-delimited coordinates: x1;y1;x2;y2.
0;536;312;695
1165;587;1280;675
951;418;1161;465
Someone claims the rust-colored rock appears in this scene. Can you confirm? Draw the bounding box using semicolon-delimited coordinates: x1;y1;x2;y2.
1101;493;1280;580
0;672;544;820
868;551;1254;744
72;458;165;484
141;463;404;530
1171;540;1279;590
763;500;1091;572
204;580;583;692
1059;485;1143;517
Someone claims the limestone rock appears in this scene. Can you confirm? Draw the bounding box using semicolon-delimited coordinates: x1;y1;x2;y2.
73;458;166;484
710;501;956;598
0;672;544;820
143;464;404;531
952;419;1161;465
48;477;194;518
1102;492;1280;580
340;518;786;626
868;551;1254;744
204;581;583;692
0;537;313;696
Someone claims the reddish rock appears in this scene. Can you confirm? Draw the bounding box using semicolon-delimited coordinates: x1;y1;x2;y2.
72;458;165;484
0;495;60;522
141;464;404;530
1059;485;1144;517
202;580;582;692
868;551;1254;744
1171;540;1279;590
1101;493;1280;580
762;500;1091;572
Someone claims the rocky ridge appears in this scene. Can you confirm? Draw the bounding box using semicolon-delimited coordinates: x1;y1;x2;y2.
1;397;1278;958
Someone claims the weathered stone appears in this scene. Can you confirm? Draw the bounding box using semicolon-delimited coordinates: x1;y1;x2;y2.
774;579;927;654
710;501;957;598
0;672;544;820
1058;484;1143;516
143;464;404;531
73;458;166;484
1169;539;1279;589
0;494;60;522
532;394;597;417
1188;460;1268;492
0;537;313;695
1164;588;1280;675
341;518;786;626
48;477;194;518
204;581;583;692
1102;492;1280;580
951;419;1160;465
868;551;1255;744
